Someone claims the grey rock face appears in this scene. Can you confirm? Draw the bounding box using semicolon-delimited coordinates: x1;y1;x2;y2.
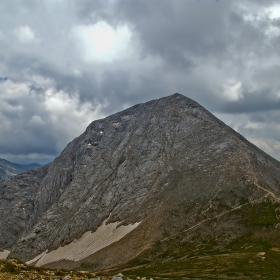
0;165;49;251
1;93;280;270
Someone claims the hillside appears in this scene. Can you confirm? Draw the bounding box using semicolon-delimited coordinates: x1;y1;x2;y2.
1;93;280;278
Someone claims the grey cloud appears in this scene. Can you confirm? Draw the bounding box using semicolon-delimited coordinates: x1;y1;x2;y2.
221;88;280;113
114;1;229;64
0;0;280;162
249;110;280;125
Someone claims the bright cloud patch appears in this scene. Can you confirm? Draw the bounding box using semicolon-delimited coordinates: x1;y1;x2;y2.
44;89;105;149
222;80;243;101
241;3;280;38
14;26;35;43
265;4;280;19
73;69;82;77
244;122;262;129
72;21;132;63
249;139;273;153
29;115;46;126
0;80;105;163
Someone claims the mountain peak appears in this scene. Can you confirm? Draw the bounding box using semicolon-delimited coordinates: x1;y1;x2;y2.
170;92;186;98
161;92;196;103
160;92;202;109
1;94;280;277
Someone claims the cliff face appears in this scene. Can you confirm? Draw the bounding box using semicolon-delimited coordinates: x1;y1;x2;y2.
0;165;49;251
1;93;280;272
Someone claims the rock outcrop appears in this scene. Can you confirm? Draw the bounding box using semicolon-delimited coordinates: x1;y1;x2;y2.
1;93;280;274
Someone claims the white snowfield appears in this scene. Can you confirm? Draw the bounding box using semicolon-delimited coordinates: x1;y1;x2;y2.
0;250;10;260
27;218;141;267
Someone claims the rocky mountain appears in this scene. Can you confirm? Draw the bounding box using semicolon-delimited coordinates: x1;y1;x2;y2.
0;158;41;181
1;93;280;278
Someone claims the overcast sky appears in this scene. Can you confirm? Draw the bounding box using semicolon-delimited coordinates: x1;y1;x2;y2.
0;0;280;164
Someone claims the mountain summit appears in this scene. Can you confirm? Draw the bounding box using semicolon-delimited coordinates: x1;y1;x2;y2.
1;93;280;277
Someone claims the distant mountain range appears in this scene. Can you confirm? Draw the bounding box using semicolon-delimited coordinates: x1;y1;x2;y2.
0;158;41;181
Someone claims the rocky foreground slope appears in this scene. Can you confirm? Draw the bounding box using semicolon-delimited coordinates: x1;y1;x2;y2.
1;93;280;278
0;259;137;280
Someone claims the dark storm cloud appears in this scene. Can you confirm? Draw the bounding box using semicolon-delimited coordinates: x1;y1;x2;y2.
77;0;232;67
0;0;280;163
83;0;280;115
221;88;280;113
115;0;231;56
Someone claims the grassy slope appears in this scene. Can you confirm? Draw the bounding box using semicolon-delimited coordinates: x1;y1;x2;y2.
0;259;98;280
105;201;280;279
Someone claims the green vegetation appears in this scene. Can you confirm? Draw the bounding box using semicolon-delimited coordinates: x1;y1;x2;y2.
0;258;98;280
110;201;280;279
243;201;279;227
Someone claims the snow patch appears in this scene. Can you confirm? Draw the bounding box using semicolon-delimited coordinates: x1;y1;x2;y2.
0;250;10;260
27;218;141;267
